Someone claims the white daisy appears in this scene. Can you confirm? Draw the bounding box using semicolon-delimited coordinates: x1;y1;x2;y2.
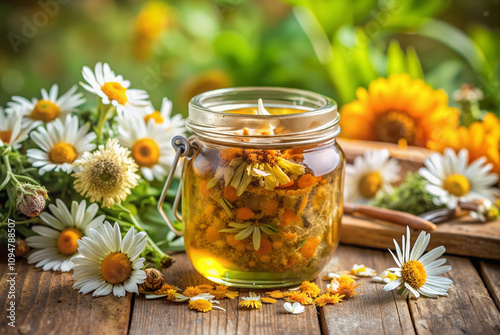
80;62;149;117
25;199;105;272
0;107;33;149
344;149;401;203
419;148;499;208
372;269;398;284
7;84;84;126
139;97;186;134
350;264;376;277
117;114;178;181
72;222;147;297
284;302;305;314
384;226;453;299
27;114;96;175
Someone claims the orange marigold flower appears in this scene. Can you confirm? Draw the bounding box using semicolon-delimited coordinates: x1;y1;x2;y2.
189;298;213;312
261;297;277;304
328;276;362;299
183;286;202;297
195;284;214;293
340;74;459;148
286;291;313;305
225;290;239;300
315;293;343;307
299;281;321;298
265;290;289;299
166;289;178;301
154;283;177;295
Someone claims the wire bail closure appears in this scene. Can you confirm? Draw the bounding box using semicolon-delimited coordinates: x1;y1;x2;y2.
157;135;197;236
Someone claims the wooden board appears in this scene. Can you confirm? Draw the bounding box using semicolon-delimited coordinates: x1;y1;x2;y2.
480;261;500;311
340;214;500;260
0;255;132;335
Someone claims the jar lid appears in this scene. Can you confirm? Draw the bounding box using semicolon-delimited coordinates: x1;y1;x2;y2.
187;87;340;148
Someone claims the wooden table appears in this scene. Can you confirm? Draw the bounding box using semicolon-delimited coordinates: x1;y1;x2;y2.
1;243;499;335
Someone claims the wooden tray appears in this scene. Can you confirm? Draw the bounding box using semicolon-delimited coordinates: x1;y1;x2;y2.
337;139;500;260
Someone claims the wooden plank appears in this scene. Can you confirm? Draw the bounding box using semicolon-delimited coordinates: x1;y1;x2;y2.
0;256;132;335
129;253;322;335
480;261;500;311
340;215;500;260
317;245;415;335
409;256;500;334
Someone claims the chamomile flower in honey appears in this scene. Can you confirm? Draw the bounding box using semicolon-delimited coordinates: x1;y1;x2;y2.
284;302;305;314
72;222;147;297
118;114;178;181
419;149;498;208
339;74;459;148
25;199;104;272
7;84;84;126
73;138;140;208
239;292;263;309
80;62;149;117
139;97;185;133
27;115;96;175
344;149;400;204
0;107;33;149
384;226;453;299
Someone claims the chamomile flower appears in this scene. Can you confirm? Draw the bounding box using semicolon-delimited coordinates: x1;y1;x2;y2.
72;222;147;297
372;270;399;284
344;149;400;203
117;114;178;181
25;199;104;272
284;302;305;314
80;62;149;117
7;84;84;126
419;149;499;208
239;292;263;309
27;115;96;175
0;107;33;149
139;97;185;134
350;264;377;277
384;226;453;299
73;138;140;208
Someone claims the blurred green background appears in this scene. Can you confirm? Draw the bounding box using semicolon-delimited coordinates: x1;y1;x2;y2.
0;0;499;115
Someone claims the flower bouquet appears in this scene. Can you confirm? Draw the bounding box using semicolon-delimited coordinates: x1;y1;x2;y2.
1;62;186;295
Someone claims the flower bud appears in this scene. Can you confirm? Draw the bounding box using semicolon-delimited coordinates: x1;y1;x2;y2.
14;183;49;217
14;240;30;258
140;268;164;291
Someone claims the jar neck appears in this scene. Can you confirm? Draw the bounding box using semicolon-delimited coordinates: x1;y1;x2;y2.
187;87;339;148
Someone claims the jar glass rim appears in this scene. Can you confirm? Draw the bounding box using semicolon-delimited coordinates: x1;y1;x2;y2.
187;86;340;148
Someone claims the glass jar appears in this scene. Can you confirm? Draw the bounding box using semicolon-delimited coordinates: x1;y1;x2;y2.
159;87;345;288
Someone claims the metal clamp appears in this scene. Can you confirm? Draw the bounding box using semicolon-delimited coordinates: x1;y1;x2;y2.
158;135;198;236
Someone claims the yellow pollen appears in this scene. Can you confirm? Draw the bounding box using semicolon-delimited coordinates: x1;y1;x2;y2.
101;82;128;105
101;252;132;284
31;100;61;122
443;174;470;197
375;111;416;145
57;228;83;255
144;111;164;124
131;138;160;167
49;142;78;164
401;260;427;289
0;130;12;143
358;171;383;199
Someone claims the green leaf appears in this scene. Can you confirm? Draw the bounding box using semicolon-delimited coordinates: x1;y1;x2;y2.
228;222;252;229
387;40;406;75
235;226;253;240
219;228;242;233
253;226;261;250
406;46;423;79
260;224;279;235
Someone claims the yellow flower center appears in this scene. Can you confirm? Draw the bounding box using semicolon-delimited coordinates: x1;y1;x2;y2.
144;111;164;124
101;252;132;284
358;171;383;199
101;82;128;105
131;138;160;167
57;228;83;255
443;174;470;197
31;100;61;122
49;142;78;164
0;130;12;143
375;111;416;145
401;260;427;289
189;299;213;312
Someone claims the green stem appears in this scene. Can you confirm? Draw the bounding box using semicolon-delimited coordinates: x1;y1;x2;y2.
0;218;38;227
3;153;21;188
94;100;114;143
15;174;40;185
